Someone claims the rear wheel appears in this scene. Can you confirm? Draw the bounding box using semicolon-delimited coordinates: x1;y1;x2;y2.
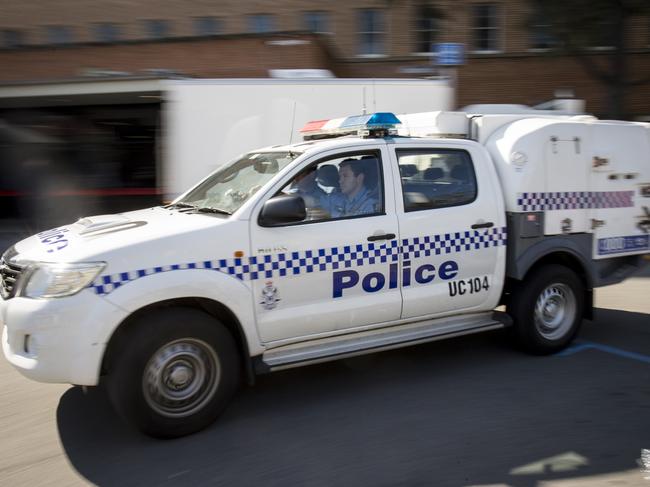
509;265;584;354
107;307;241;438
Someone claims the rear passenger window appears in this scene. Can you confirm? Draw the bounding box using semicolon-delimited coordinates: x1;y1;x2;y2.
397;149;477;211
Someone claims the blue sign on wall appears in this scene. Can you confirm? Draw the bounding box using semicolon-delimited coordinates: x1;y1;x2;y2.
434;43;465;66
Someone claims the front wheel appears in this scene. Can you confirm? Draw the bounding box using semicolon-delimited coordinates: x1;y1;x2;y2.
508;265;585;354
107;307;241;438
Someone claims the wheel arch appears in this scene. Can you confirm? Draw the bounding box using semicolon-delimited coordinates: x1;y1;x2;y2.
101;297;257;385
507;248;594;320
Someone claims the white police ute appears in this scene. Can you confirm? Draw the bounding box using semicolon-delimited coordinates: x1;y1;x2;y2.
2;110;650;437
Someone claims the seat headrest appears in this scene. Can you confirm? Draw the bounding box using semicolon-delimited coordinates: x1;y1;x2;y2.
317;164;340;188
423;167;444;181
400;164;418;177
450;164;470;182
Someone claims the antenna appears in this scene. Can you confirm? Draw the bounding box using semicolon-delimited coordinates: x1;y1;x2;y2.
288;101;297;145
372;81;377;112
362;87;367;115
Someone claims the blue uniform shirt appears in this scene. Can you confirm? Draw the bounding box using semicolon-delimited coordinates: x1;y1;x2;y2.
330;186;378;218
289;184;330;210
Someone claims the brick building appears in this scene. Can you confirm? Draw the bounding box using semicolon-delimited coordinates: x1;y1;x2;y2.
0;0;649;221
1;0;649;117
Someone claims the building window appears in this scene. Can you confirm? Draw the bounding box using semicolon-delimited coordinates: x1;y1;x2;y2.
414;5;440;53
94;23;120;43
46;25;74;45
471;4;500;52
194;16;222;36
248;14;275;33
530;18;557;50
358;9;385;55
2;30;24;48
303;11;329;34
143;19;170;39
587;19;615;49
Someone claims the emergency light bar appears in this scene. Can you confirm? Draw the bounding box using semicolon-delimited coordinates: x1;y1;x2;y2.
300;112;402;140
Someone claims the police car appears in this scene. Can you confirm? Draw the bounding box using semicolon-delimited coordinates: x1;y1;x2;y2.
2;111;649;437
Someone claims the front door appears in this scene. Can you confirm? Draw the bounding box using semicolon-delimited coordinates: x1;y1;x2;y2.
250;145;402;344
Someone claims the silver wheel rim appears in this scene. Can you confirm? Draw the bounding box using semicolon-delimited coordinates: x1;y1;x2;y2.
534;283;576;340
143;338;220;418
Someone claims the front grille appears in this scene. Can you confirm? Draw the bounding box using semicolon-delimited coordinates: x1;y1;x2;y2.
0;259;23;299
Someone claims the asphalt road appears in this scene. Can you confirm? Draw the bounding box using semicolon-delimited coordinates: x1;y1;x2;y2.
0;229;649;486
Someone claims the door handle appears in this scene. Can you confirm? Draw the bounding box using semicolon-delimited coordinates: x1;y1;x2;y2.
367;233;396;242
471;221;494;229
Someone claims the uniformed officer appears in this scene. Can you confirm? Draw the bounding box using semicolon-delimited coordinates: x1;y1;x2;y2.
288;165;332;219
331;159;379;217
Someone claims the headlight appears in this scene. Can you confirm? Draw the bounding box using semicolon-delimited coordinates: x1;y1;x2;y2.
22;262;106;299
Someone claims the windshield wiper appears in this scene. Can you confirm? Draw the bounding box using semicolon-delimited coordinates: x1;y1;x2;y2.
196;206;232;216
165;202;198;209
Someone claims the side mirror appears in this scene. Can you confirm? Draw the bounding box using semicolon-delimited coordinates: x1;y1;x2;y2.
259;194;307;227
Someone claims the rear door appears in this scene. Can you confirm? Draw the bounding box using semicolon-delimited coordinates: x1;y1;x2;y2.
589;123;650;258
390;140;506;320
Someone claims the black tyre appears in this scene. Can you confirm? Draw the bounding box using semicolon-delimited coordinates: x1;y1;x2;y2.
107;307;241;438
508;264;584;355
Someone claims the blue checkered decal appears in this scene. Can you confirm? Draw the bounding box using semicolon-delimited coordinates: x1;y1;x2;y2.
401;227;506;260
91;226;507;296
517;191;634;212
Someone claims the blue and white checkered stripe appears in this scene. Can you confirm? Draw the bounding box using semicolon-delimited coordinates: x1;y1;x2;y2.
401;226;506;260
517;191;634;212
91;226;507;296
92;261;231;295
247;240;400;281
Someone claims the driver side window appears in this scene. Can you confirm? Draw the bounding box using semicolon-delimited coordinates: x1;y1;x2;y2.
276;151;384;223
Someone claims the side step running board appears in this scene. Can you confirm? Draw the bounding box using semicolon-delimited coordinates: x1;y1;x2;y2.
260;312;509;372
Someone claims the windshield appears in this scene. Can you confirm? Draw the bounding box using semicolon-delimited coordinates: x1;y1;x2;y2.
175;151;299;214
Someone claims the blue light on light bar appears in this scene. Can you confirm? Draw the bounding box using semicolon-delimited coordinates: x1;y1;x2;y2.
367;112;402;126
340;112;402;128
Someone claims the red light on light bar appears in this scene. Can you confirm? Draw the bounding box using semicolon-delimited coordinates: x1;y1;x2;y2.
300;119;329;133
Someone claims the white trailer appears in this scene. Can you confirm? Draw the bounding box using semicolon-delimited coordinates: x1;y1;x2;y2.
162;78;454;199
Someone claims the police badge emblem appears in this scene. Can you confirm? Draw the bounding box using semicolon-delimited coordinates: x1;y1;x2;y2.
260;281;281;310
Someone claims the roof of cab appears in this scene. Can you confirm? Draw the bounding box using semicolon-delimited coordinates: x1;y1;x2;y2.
256;135;391;154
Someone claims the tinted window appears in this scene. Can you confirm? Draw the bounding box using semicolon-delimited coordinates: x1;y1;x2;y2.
397;149;477;211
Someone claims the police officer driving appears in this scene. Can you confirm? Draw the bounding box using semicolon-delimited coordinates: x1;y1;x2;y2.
331;158;379;217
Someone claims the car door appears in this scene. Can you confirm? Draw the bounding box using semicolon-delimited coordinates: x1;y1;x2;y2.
250;144;402;344
391;141;506;320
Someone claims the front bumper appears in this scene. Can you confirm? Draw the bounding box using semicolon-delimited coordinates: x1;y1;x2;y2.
1;289;128;386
